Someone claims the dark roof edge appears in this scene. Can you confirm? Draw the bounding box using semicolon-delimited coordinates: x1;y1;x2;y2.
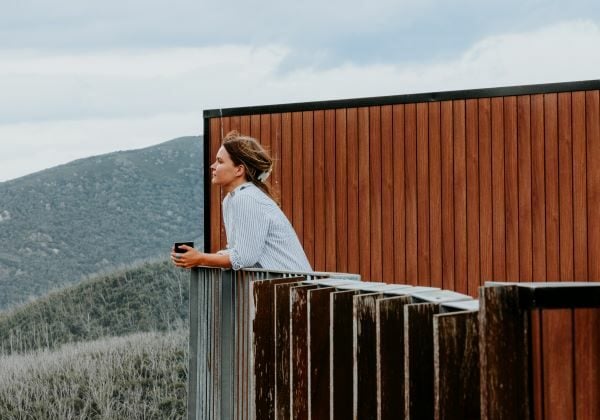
204;79;600;118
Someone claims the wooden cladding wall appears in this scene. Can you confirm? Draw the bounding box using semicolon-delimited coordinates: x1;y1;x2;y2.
206;87;600;296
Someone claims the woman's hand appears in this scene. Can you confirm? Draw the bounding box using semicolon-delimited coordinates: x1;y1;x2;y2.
171;244;202;269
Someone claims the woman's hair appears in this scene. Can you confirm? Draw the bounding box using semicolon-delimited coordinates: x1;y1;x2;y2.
222;130;275;199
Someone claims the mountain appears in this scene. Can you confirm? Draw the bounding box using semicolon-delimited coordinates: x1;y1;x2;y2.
0;259;189;355
0;136;203;310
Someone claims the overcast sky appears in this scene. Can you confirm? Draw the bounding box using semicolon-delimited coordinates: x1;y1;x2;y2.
1;0;599;182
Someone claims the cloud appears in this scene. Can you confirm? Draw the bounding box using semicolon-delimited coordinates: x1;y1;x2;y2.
0;45;290;124
265;19;600;99
1;19;599;182
0;113;202;182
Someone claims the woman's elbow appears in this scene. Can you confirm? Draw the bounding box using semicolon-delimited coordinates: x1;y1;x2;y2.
229;250;260;270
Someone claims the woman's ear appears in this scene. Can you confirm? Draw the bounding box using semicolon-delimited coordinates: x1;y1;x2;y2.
234;164;246;178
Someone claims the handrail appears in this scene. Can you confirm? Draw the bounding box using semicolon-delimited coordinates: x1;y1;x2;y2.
187;266;360;420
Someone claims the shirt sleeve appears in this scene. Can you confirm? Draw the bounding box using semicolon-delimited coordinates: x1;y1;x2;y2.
227;193;270;270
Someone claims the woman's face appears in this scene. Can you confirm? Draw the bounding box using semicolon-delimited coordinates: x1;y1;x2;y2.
210;146;245;192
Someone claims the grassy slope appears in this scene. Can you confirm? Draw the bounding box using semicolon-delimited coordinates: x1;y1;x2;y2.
0;329;187;419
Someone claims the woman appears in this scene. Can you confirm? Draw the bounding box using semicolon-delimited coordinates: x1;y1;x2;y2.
171;131;312;272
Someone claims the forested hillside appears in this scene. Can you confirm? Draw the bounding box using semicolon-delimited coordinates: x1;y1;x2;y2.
0;136;203;310
0;259;188;355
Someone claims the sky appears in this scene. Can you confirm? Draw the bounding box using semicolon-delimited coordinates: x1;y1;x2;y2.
1;0;599;182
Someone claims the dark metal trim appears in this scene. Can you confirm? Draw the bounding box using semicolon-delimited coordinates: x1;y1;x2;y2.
203;79;600;118
518;284;600;309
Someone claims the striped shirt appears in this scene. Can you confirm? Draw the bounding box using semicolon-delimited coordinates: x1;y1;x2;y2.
222;182;312;272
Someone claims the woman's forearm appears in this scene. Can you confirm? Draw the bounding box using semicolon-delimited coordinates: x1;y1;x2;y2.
171;246;232;269
196;252;232;268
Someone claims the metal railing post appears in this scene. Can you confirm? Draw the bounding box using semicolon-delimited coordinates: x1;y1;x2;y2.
220;269;235;420
188;268;200;420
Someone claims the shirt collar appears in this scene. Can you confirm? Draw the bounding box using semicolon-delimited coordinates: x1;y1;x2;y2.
227;181;253;198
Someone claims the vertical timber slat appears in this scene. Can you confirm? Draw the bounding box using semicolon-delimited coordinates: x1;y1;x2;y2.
376;296;412;420
353;293;383;420
291;285;318;419
479;285;529;420
274;281;304;420
308;287;336;420
404;302;439;420
433;310;480;420
331;290;359;420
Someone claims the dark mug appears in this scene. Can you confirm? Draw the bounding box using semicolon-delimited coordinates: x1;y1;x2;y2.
174;241;194;253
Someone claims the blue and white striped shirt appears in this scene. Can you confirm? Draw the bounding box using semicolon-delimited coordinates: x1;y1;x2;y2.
222;182;312;272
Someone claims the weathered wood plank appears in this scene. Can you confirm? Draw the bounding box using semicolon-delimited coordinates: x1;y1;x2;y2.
354;293;384;420
331;290;359;420
530;309;544;420
291;284;319;420
479;285;529;420
404;302;440;420
376;296;412;420
308;287;336;420
251;278;305;420
433;310;480;420
274;281;304;420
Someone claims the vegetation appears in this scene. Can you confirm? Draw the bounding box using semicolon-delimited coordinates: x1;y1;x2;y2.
0;259;189;355
0;137;203;417
0;329;188;419
0;136;203;310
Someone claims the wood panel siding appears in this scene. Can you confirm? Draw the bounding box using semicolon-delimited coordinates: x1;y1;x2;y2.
205;82;600;291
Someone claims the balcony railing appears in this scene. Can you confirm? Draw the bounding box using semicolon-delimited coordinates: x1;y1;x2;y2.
188;268;600;420
188;267;360;420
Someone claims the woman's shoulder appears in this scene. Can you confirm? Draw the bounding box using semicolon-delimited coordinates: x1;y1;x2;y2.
233;183;273;206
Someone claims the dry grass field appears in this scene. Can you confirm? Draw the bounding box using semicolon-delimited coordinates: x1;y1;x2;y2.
0;329;188;419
